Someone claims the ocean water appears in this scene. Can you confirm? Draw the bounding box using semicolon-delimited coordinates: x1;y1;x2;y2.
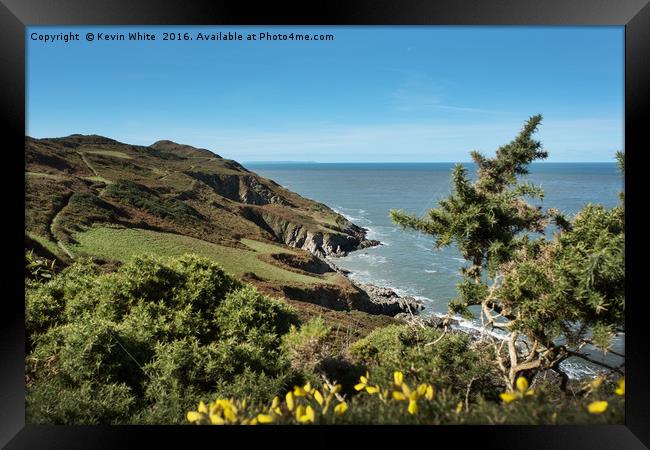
245;162;624;378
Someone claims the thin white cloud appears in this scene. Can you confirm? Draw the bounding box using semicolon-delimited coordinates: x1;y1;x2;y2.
391;72;503;114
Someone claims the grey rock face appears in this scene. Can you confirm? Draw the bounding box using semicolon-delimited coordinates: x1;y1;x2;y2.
353;283;425;316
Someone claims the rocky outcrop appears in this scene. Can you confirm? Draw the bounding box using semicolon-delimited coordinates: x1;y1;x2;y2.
187;172;292;206
270;252;335;275
241;207;379;258
393;312;460;329
353;283;425;316
281;281;424;317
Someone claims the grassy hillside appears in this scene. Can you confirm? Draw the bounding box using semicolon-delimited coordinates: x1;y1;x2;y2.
25;134;381;315
71;226;337;285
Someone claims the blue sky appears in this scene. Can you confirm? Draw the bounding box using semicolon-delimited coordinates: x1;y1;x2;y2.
27;26;623;162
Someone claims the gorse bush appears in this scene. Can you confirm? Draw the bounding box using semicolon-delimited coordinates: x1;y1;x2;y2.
497;202;625;350
282;317;335;371
25;254;299;424
186;371;625;426
349;324;502;401
104;179;200;221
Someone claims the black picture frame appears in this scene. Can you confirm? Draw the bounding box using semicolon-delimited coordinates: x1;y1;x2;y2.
2;0;648;448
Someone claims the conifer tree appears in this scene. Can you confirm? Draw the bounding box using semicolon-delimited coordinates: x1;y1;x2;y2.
390;115;624;390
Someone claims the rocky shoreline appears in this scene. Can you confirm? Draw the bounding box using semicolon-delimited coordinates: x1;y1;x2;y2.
354;282;425;316
281;221;425;317
324;250;426;318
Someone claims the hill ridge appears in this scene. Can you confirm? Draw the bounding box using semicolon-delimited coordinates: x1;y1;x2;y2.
26;134;430;318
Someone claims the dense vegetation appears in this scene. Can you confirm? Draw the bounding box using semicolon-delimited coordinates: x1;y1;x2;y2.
26;253;624;425
104;180;201;222
26;255;300;424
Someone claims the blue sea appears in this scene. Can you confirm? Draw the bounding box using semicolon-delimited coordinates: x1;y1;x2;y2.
245;162;624;378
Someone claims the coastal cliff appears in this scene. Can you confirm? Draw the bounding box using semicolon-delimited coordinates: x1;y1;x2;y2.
25;134;416;318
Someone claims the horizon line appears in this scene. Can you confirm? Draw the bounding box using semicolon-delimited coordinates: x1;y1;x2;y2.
242;160;619;164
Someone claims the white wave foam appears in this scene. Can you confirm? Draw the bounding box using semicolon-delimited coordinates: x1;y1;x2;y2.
364;226;380;239
425;270;437;274
560;360;602;379
355;253;388;265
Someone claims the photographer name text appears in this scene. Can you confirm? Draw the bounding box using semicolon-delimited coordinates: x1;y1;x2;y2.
30;31;335;44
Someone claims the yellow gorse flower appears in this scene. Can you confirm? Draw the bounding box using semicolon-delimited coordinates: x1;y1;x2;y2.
186;411;204;423
615;377;625;396
269;395;283;416
334;402;348;415
286;391;295;412
256;413;275;424
385;371;435;415
296;405;316;423
500;376;535;404
408;399;419;415
209;412;225;425
314;390;324;406
516;376;529;393
393;371;404;387
186;397;248;425
589;376;604;390
587;400;608;414
425;385;434;401
186;371;445;425
355;372;380;394
294;383;311;397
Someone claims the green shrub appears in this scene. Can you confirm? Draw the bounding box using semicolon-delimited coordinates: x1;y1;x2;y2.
26;258;98;341
464;379;625;425
350;324;501;400
104;180;199;221
25;254;298;424
27;379;136;425
282;317;334;370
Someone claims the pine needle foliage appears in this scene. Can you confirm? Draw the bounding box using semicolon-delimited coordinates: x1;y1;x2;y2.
390;116;625;388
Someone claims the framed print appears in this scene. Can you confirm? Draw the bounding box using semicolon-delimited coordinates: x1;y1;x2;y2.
2;0;648;447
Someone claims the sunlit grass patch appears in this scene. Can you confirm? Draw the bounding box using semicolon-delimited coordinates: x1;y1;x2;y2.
84;150;133;159
81;176;112;184
26;232;65;259
26;171;66;180
72;226;333;284
241;238;299;255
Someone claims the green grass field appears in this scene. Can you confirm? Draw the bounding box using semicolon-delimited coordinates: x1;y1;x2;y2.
72;226;334;285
